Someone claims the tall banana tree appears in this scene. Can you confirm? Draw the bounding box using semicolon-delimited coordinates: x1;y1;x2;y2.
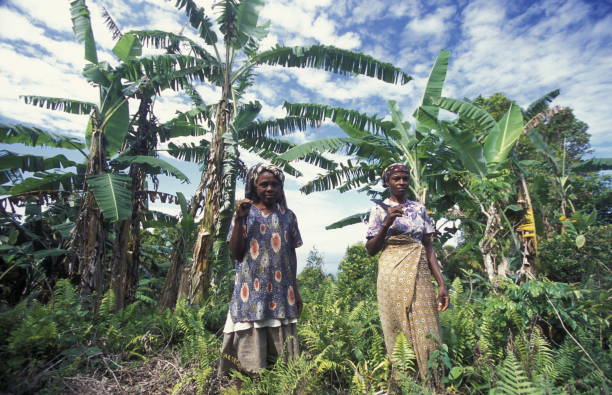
3;0;212;304
276;50;455;229
148;0;412;305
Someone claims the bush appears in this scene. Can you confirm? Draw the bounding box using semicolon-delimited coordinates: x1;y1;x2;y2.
539;224;612;283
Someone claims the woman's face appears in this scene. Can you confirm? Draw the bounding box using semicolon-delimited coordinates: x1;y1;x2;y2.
388;171;409;198
255;171;282;205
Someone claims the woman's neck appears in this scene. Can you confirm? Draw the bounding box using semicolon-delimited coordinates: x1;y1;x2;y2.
388;195;406;204
254;201;275;213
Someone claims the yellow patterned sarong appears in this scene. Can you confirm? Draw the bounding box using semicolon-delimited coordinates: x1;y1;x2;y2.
377;235;441;381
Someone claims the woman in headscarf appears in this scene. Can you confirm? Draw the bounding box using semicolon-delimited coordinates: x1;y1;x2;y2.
218;163;303;377
365;163;448;384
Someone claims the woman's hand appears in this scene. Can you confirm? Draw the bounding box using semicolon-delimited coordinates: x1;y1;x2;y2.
235;199;252;219
382;206;403;227
437;284;449;312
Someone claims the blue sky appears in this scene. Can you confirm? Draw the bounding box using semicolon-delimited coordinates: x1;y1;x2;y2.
1;0;611;273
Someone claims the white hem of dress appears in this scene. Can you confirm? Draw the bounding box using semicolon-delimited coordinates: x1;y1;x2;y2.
223;311;298;333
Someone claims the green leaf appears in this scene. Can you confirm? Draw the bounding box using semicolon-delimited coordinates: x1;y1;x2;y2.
9;172;82;195
100;78;129;156
114;155;190;182
575;234;586;248
414;49;450;133
441;124;487;177
70;0;98;63
173;0;217;44
527;131;559;172
571;158;612;173
112;33;142;61
0;151;77;183
506;204;522;212
433;97;498;133
129;30;218;64
0;123;85;150
254;45;411;85
283;102;387;136
21;96;97;115
524;89;560;120
233;0;269;50
234;101;262;131
418;108;487;177
165;141;210;163
325;212;369;230
483;103;524;167
32;249;69;259
176;192;188;216
86;172;132;222
278;137;353;162
388;100;414;148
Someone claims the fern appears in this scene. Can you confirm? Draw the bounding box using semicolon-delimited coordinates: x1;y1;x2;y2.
492;352;544;394
391;332;417;373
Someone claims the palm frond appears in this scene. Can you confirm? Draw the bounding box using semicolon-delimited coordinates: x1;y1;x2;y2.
142;209;179;228
238;116;320;138
300;161;379;194
86;172;132;222
283;102;387;135
114;155;190;182
325;211;369;230
117;54;218;85
165;141;210;163
0;151;77;183
128;30;218;64
279;137;353;162
571;158;612;173
524;89;560;120
9;171;82;195
432;96;498;133
173;0;217;44
0;123;85;151
254;45;411;85
239;135;337;170
21;96;97;115
101;6;122;40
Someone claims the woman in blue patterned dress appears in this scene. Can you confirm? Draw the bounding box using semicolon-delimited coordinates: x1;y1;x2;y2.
365;163;448;385
218;163;303;376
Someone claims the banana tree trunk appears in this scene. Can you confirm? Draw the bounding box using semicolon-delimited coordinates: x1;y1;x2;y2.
181;92;231;305
66;124;107;299
109;163;144;310
516;174;537;281
479;202;507;284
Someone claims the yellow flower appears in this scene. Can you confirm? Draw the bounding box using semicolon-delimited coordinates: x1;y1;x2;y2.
559;216;567;221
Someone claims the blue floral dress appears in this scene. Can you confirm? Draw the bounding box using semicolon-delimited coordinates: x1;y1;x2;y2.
366;199;435;241
228;204;303;323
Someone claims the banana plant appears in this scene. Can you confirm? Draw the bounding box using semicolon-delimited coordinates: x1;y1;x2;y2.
142;0;412;304
2;0;214;301
277;50;454;230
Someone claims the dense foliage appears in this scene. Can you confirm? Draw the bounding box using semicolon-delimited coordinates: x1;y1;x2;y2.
1;242;610;393
1;0;611;393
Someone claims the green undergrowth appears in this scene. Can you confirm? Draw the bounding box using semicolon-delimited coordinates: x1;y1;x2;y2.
0;269;610;394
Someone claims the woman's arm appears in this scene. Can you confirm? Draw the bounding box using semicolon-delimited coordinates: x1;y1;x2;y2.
365;206;403;256
228;199;251;261
422;234;448;312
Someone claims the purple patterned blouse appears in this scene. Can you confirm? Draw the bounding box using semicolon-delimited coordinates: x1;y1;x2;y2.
366;199;435;242
227;204;303;322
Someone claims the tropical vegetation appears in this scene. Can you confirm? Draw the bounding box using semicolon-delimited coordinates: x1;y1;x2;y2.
0;0;610;394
